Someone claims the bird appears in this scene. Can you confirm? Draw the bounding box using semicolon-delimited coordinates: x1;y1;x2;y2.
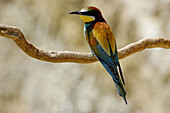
69;6;127;104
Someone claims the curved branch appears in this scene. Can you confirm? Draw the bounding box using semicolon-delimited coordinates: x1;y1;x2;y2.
0;24;170;63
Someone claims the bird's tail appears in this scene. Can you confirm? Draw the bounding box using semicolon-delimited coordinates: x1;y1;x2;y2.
114;82;127;104
107;64;127;104
106;65;127;104
97;58;127;104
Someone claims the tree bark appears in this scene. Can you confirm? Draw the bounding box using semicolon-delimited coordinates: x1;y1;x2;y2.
0;24;170;63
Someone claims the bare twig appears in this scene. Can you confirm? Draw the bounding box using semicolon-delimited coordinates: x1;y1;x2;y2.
0;24;170;63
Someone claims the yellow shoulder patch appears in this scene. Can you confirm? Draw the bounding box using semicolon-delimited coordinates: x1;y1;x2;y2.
92;22;115;56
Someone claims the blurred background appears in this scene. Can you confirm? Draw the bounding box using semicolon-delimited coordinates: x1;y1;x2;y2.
0;0;170;113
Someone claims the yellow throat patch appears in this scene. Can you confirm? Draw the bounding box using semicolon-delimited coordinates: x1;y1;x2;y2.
80;15;95;23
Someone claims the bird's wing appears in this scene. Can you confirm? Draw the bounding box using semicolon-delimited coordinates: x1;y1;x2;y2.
92;22;125;85
92;22;115;56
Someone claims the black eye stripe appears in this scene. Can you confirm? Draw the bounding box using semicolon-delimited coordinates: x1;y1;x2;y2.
81;12;87;15
81;11;97;16
81;12;89;15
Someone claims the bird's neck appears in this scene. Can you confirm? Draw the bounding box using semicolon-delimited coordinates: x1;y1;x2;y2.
84;21;95;30
84;17;106;30
84;23;92;28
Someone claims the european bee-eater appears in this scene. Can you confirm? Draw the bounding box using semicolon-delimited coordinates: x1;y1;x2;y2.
69;6;127;104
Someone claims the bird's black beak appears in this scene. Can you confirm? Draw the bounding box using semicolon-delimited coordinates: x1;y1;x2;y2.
69;11;81;15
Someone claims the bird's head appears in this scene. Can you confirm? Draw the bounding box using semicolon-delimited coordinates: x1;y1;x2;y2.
69;6;105;23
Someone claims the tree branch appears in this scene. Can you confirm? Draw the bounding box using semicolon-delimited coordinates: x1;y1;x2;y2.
0;24;170;63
